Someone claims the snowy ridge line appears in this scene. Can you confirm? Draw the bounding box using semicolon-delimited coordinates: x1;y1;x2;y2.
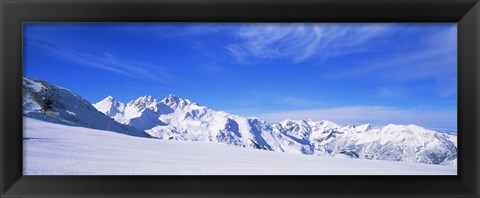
93;92;457;166
22;77;150;138
21;76;457;166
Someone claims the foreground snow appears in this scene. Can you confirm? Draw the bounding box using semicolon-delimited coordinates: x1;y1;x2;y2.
24;118;456;175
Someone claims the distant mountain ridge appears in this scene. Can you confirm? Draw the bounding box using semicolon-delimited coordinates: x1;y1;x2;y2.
20;77;456;166
94;94;457;166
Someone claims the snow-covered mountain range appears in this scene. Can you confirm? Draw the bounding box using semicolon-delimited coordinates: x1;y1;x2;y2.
21;77;457;166
23;77;150;138
93;93;458;166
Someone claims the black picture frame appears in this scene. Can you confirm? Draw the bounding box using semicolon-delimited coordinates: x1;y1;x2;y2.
1;0;479;197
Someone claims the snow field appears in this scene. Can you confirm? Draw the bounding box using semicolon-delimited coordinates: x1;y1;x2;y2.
24;117;456;175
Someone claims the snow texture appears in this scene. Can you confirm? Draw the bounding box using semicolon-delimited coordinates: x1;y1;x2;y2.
94;94;457;166
23;77;150;138
22;76;457;172
24;117;456;175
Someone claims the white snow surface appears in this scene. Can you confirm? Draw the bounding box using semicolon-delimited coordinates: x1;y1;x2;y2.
93;96;126;121
23;77;45;92
24;117;456;175
94;95;457;165
23;78;45;113
22;76;457;168
22;77;149;138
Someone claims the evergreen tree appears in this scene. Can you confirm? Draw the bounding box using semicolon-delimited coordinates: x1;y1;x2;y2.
41;92;54;113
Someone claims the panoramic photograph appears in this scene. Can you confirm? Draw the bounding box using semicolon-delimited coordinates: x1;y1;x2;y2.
23;23;457;175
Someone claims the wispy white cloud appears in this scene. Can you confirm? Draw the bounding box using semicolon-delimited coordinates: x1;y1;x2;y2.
258;106;456;129
27;37;174;82
225;23;391;64
331;25;457;81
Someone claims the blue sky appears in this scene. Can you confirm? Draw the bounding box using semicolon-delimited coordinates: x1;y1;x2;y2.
23;23;457;129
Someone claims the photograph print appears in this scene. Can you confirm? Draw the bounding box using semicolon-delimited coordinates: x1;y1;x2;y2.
23;23;457;175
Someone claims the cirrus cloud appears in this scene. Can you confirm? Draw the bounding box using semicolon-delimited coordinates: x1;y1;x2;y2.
225;23;392;64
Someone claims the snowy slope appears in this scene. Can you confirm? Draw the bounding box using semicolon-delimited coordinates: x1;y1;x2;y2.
23;117;456;175
23;77;150;138
94;95;457;165
95;95;309;153
92;95;126;121
302;121;457;165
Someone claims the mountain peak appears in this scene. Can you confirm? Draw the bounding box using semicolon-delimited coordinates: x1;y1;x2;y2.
94;96;126;117
162;94;179;103
161;94;193;109
319;120;337;125
130;95;160;107
106;95;115;101
97;95;119;105
140;95;156;100
383;124;426;131
166;94;177;99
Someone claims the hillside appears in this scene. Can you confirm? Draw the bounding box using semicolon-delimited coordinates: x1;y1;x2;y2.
23;77;150;137
24;117;456;175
